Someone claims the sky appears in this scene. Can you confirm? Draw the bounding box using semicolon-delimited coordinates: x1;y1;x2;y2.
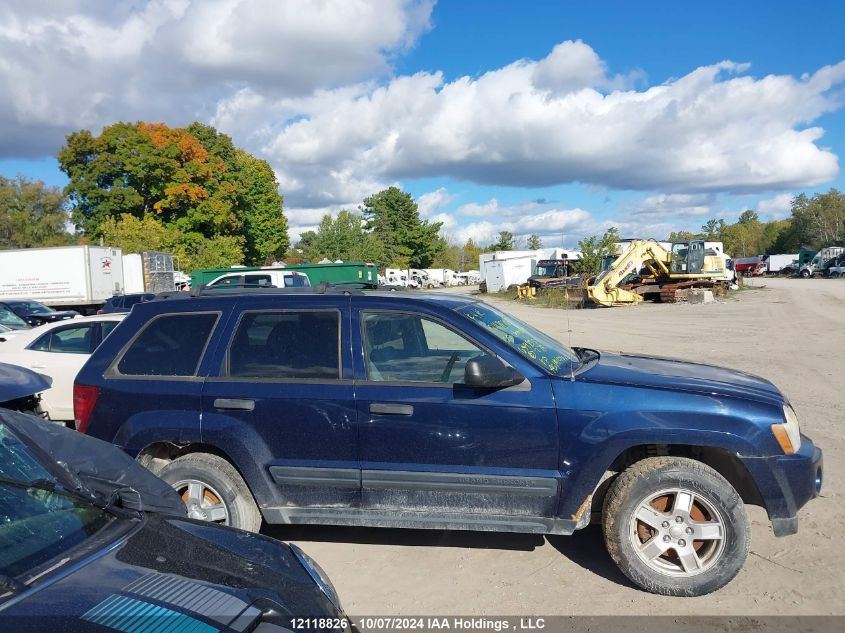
1;0;844;248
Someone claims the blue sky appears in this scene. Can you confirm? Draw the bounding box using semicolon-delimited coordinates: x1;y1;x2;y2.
1;0;844;248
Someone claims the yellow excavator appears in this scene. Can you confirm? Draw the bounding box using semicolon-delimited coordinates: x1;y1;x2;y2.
586;239;731;306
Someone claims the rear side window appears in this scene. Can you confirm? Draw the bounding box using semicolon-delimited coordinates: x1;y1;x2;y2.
227;310;340;380
30;325;97;354
117;313;218;377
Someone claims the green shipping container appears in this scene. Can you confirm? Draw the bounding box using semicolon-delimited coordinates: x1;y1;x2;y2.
191;262;378;288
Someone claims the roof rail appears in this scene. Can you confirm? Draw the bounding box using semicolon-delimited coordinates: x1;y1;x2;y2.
151;281;366;301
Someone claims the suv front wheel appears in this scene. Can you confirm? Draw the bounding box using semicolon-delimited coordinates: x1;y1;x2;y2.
602;456;750;596
158;453;262;533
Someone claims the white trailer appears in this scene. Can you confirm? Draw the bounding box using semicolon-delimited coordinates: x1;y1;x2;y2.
0;246;124;312
484;257;538;292
763;254;798;274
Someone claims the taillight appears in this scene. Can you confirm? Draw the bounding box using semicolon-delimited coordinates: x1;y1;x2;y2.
73;384;100;434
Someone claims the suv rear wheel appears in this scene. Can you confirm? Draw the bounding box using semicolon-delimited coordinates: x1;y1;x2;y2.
602;456;750;596
158;453;262;533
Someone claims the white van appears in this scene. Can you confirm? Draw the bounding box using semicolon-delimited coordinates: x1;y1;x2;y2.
206;270;311;289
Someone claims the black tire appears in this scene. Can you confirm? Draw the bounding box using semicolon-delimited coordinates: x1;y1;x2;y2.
158;453;262;533
800;269;811;278
602;457;750;596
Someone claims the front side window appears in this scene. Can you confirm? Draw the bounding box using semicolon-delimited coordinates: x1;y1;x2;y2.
227;311;340;380
209;275;242;287
117;313;217;376
363;312;483;383
29;325;97;354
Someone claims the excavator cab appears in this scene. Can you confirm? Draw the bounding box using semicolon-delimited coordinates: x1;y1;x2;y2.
670;240;705;275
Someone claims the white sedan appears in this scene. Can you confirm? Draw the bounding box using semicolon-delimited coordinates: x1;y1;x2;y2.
0;314;125;422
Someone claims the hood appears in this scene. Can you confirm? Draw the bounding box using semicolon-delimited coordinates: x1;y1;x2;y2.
0;362;51;403
0;409;186;516
578;351;785;406
1;514;339;628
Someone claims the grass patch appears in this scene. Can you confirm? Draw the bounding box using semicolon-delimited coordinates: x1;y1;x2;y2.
494;287;586;309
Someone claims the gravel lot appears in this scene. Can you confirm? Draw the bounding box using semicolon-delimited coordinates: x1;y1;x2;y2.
265;277;843;615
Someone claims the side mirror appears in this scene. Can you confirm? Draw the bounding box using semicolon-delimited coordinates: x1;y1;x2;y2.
463;354;524;389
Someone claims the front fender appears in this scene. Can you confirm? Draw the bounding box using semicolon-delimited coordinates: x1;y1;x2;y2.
554;380;782;521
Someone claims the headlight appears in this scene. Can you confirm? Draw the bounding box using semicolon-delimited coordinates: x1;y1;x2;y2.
290;544;341;610
771;404;801;454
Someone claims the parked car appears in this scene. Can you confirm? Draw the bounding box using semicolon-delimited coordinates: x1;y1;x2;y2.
99;292;156;314
0;409;347;629
0;362;50;414
0;314;125;422
75;286;823;596
0;305;31;333
0;299;79;327
206;270;311;289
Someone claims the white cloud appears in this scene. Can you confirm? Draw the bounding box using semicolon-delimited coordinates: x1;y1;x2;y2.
632;193;715;218
254;47;844;211
417;187;454;216
0;0;434;156
450;206;593;246
757;193;794;219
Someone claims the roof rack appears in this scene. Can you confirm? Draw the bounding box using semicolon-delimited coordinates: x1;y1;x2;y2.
151;281;366;301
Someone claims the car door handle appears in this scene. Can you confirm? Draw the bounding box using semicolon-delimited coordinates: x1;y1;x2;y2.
369;403;414;416
213;398;255;411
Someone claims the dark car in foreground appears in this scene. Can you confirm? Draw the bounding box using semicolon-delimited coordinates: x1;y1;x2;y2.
0;300;79;327
0;362;50;415
0;409;347;630
98;293;156;314
75;286;823;596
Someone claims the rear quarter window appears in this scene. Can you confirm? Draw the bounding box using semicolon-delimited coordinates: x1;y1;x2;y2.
115;313;218;377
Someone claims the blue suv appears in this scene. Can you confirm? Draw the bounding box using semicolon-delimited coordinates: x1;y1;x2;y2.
75;286;823;596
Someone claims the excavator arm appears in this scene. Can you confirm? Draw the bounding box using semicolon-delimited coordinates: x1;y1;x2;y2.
586;240;671;307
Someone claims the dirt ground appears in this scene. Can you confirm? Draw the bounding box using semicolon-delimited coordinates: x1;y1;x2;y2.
265;277;843;615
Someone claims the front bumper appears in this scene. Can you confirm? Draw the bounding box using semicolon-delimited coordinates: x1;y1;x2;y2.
740;434;823;536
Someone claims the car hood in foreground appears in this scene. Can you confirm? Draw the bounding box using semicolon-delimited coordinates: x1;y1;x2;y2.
577;351;784;406
0;362;51;403
1;513;339;630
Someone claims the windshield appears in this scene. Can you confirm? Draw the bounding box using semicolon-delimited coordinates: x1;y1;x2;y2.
0;423;112;580
0;308;27;328
7;301;51;314
535;264;559;277
455;303;579;377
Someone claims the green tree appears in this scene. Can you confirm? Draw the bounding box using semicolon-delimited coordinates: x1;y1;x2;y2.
667;230;699;242
0;175;74;248
787;189;845;248
738;210;760;225
98;213;243;271
700;219;726;240
489;230;515;251
361;187;444;268
58;121;287;264
299;210;384;263
527;234;543;249
574;227;620;274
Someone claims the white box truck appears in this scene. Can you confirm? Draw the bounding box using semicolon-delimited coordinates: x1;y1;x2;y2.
763;253;798;275
484;257;537;292
0;246;124;313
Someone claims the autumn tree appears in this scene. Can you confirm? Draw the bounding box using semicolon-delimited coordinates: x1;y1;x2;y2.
361;187;444;268
58;121;288;266
0;175;74;249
